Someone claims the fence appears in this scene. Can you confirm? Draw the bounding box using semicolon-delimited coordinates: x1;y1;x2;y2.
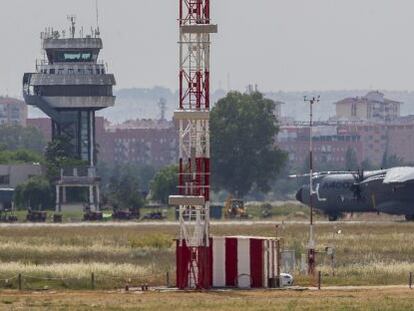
0;271;173;291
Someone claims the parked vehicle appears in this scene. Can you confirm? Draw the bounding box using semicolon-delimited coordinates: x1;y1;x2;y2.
280;273;294;286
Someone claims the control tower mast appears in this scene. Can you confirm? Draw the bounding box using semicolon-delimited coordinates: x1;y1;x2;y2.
169;0;217;289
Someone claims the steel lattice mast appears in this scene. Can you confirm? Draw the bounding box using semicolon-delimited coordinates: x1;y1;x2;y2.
169;0;217;289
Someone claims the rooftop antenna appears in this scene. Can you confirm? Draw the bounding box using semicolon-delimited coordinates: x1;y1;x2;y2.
67;15;76;38
95;0;101;37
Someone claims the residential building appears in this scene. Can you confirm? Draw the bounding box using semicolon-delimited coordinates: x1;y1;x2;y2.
101;119;178;167
0;97;28;126
27;118;52;140
333;91;401;122
278;125;363;169
28;117;178;168
278;121;414;170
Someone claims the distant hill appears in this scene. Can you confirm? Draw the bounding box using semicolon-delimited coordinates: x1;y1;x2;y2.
97;87;227;123
27;87;414;123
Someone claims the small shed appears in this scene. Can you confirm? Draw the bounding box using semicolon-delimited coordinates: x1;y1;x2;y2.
212;236;279;288
176;235;280;289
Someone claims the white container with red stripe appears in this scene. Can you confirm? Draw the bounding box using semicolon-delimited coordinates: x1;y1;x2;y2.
212;236;279;288
176;236;279;289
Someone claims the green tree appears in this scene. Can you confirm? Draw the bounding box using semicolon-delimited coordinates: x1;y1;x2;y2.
44;136;86;180
150;165;178;204
98;163;156;195
210;91;287;197
0;149;43;165
0;124;45;153
345;147;359;170
107;166;145;213
360;158;375;170
14;176;54;210
382;153;405;169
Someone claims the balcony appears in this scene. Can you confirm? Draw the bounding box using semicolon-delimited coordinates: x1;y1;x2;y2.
57;167;100;186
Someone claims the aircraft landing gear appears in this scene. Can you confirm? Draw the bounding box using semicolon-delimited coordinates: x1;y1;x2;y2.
405;215;414;221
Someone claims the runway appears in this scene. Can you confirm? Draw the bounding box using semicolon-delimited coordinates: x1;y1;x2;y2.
0;219;407;228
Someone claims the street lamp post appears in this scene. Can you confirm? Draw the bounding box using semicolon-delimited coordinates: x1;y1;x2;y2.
304;95;320;277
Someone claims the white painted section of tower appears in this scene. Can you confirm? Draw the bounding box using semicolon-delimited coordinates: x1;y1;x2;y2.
237;238;251;288
263;240;269;288
212;236;226;287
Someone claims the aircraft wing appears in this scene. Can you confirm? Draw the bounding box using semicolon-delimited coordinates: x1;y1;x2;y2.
383;167;414;184
289;171;355;179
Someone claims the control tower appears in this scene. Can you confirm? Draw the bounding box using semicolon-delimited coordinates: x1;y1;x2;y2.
23;17;116;216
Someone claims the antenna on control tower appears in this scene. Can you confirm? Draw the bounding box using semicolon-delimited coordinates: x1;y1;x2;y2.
67;15;76;38
95;0;101;37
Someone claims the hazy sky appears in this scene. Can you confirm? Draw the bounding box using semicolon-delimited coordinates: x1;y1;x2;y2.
2;0;414;97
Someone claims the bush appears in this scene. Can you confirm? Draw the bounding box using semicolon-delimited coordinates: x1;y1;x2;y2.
14;176;54;210
128;234;173;249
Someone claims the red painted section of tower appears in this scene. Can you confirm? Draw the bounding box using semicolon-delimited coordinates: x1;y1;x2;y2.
250;239;264;288
176;239;213;289
197;241;213;288
176;240;191;289
225;238;238;286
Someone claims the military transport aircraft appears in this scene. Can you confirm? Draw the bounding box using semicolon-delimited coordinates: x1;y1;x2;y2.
294;167;414;221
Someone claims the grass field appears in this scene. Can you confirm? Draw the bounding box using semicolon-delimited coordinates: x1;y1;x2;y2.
0;218;414;290
1;288;414;310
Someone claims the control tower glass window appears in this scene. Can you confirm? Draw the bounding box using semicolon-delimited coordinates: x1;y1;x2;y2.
54;51;93;63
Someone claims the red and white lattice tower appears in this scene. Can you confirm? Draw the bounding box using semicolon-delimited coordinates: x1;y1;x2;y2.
169;0;217;289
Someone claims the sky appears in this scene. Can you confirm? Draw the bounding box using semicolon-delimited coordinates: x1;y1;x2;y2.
2;0;414;97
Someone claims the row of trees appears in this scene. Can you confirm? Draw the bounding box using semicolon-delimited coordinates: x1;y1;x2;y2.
13;90;408;210
7;90;346;208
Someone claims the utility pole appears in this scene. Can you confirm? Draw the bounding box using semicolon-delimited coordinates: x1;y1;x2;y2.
304;95;320;278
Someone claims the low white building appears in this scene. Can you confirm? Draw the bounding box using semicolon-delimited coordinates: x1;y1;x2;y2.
0;164;42;210
0;164;42;188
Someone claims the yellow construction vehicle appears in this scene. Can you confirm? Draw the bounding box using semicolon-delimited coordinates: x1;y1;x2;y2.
224;195;248;219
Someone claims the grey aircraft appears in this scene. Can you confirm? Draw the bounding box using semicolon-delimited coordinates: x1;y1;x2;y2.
294;167;414;221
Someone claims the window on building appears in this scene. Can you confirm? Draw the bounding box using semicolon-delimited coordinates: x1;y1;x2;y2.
0;175;10;185
54;51;93;62
351;103;357;116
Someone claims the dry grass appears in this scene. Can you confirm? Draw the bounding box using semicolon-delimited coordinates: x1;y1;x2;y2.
1;288;414;310
1;222;414;288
